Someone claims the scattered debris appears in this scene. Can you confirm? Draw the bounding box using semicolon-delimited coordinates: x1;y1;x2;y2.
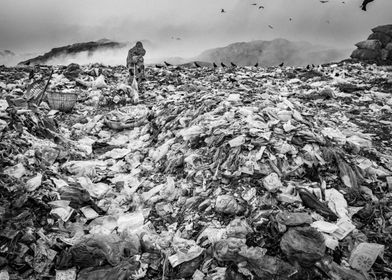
1;60;392;279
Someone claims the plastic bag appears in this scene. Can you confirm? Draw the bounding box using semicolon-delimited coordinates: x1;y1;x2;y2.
213;238;246;262
262;173;283;192
57;235;139;269
179;125;203;141
63;160;106;178
25;173;42;192
280;227;326;267
276;212;313;226
168;236;204;267
0;270;9;280
55;268;76;280
77;260;140;280
3;163;27;179
215;195;244;215
245;254;297;279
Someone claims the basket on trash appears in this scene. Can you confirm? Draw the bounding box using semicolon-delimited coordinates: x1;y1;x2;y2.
46;91;78;112
104;119;134;130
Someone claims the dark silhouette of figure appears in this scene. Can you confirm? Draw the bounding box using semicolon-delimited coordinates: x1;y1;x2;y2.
126;41;146;85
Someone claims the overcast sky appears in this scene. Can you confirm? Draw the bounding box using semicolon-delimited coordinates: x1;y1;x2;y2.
0;0;391;57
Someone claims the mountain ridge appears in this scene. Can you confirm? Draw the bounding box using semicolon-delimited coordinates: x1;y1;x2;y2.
11;38;352;66
195;38;350;67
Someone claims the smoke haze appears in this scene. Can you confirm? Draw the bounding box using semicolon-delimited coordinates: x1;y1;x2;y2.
0;0;391;65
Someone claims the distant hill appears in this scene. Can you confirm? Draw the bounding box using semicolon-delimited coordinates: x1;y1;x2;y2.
18;39;129;65
12;38;351;67
195;38;351;67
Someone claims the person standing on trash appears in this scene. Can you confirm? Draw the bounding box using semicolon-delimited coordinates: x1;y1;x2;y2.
126;41;146;86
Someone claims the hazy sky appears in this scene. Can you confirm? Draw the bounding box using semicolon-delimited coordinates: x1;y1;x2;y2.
0;0;391;57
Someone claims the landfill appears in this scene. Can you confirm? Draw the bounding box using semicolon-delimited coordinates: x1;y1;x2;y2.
1;61;392;280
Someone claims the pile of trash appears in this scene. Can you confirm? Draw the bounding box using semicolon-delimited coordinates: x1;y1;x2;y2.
351;24;392;64
1;61;392;280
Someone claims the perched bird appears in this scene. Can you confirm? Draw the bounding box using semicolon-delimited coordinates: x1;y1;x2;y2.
306;65;310;70
361;0;374;11
254;62;259;67
194;61;201;68
268;25;274;29
155;64;164;68
213;62;218;68
164;61;172;67
230;62;237;67
279;62;284;67
227;77;237;83
221;8;226;13
312;64;315;68
221;62;227;67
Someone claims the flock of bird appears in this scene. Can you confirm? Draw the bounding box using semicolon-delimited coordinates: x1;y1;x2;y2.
220;0;376;28
156;61;285;68
318;0;375;10
171;0;376;47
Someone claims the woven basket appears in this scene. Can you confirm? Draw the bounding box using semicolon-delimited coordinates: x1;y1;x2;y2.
104;117;147;131
46;91;78;112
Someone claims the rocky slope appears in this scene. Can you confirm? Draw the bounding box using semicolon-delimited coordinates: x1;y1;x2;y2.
351;24;392;65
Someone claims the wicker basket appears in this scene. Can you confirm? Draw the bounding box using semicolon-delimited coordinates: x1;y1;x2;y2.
104;117;147;131
46;91;78;112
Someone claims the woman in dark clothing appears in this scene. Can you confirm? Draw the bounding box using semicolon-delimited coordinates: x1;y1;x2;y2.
126;41;146;85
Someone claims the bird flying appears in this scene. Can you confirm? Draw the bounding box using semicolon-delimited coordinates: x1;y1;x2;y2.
258;5;264;9
320;0;329;3
361;0;375;11
221;8;226;13
268;25;274;29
